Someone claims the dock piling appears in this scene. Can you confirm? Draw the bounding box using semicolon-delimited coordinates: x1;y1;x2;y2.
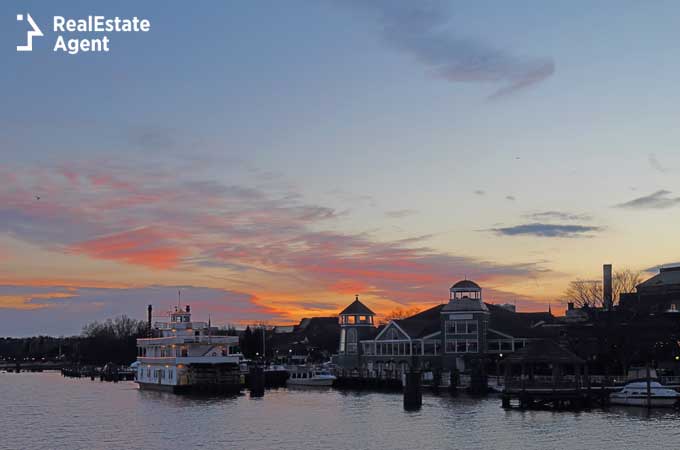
249;367;265;397
403;370;422;411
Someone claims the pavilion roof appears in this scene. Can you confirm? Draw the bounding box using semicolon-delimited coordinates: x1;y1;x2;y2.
502;339;584;365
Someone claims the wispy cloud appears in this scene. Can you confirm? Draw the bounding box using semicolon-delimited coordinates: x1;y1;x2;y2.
615;190;680;210
0;160;552;332
0;285;284;336
341;0;554;99
648;153;672;174
70;227;187;270
385;209;418;218
524;211;592;221
491;223;602;238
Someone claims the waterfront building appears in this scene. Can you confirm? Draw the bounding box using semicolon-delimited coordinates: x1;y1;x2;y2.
620;265;680;314
333;280;556;377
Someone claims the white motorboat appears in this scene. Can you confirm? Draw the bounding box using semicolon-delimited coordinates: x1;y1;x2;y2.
286;366;336;387
610;381;680;407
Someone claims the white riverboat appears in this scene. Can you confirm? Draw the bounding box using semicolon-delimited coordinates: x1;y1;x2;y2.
135;304;242;393
286;366;336;387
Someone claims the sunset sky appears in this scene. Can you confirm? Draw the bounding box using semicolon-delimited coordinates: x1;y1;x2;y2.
3;1;680;336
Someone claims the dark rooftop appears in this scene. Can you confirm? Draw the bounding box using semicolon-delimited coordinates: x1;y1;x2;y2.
339;297;375;316
503;339;584;364
442;297;488;313
451;279;481;290
394;304;443;338
487;304;558;338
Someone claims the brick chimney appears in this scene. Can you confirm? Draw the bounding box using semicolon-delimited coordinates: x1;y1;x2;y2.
603;264;613;310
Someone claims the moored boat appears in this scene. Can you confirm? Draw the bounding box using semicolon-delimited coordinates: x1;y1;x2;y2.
286;365;336;387
610;380;680;407
135;304;242;394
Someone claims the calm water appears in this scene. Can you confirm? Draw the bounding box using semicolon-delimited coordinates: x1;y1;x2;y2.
2;372;680;450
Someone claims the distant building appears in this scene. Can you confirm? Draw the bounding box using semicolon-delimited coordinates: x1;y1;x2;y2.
333;280;557;376
258;317;341;363
620;266;680;314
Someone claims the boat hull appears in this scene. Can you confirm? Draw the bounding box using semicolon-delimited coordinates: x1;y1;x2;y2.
610;396;678;407
137;381;240;394
286;378;335;387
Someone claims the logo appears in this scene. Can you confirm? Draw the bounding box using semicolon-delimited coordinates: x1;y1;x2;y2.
16;13;44;51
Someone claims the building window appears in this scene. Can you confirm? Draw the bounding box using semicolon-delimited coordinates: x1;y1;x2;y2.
445;319;479;353
346;328;358;354
387;328;400;340
445;339;480;354
339;329;346;353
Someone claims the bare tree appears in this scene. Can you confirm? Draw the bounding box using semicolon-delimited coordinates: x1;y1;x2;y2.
564;268;643;308
613;268;642;301
380;307;421;324
564;279;603;308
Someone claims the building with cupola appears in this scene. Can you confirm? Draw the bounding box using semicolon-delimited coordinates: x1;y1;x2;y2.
333;280;557;378
440;280;490;371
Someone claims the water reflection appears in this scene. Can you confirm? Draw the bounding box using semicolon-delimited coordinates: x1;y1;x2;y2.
2;372;679;450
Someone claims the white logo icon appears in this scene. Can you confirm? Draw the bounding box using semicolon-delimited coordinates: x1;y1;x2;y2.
16;13;44;52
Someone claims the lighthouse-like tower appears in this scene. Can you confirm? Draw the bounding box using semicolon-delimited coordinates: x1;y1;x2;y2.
335;295;375;370
440;280;490;371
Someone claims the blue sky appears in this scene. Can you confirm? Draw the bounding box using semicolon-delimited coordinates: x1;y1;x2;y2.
2;1;680;336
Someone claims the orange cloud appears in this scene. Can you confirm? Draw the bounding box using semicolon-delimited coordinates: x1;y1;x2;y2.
71;227;186;270
329;279;370;295
0;292;73;310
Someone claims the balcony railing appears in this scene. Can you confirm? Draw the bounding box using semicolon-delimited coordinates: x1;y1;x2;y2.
137;335;238;346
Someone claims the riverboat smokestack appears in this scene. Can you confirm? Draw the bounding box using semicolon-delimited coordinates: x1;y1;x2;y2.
603;264;613;311
147;304;153;337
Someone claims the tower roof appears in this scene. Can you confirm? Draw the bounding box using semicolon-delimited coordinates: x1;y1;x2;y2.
442;297;489;313
339;296;375;316
451;279;481;291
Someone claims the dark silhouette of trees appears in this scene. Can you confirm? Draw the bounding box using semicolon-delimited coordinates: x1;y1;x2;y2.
564;268;642;308
79;315;147;365
380;307;421;324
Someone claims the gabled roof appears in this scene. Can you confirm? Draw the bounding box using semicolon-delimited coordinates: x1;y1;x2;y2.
638;266;680;290
502;339;584;364
487;304;557;338
339;298;375;316
393;304;443;339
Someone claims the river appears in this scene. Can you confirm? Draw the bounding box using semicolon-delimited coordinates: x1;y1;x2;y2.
1;372;679;450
